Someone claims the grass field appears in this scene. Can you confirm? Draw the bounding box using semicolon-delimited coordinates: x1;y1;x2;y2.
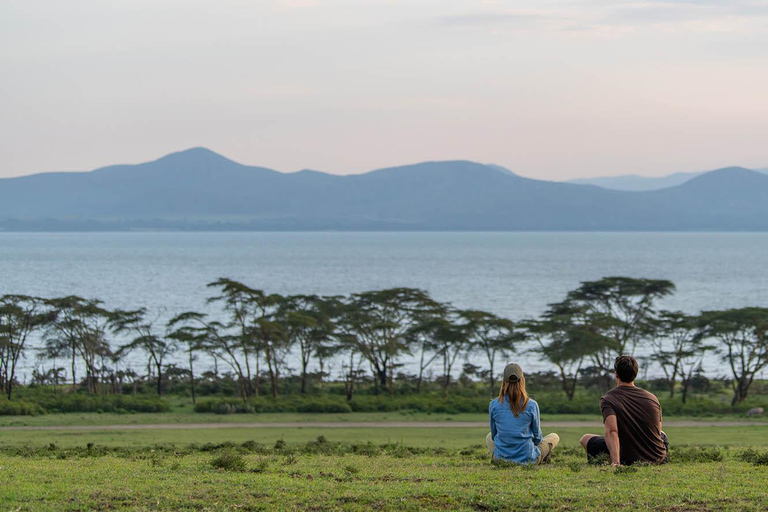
0;411;601;427
3;409;766;428
1;440;767;510
2;411;767;510
2;425;768;449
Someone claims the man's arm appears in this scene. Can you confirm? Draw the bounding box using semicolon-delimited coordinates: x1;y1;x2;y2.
604;414;621;466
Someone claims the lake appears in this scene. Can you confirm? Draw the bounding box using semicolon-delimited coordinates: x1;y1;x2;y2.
2;232;767;380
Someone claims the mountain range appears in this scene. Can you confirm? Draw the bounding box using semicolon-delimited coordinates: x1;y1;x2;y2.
1;147;767;231
569;168;768;191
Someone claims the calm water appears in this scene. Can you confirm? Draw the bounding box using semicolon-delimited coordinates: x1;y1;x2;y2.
2;232;767;379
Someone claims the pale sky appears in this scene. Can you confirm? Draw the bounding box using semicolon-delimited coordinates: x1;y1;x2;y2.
2;0;768;180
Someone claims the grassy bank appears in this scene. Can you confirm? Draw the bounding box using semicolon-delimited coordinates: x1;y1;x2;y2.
1;442;766;510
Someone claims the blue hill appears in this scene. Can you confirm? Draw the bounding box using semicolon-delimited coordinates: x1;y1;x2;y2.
1;149;767;231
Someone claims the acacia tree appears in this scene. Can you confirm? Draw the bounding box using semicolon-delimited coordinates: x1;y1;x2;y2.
405;324;441;394
45;296;114;394
0;295;55;399
253;313;287;398
167;309;253;402
113;309;176;396
524;302;613;401
411;309;467;396
335;288;438;395
563;277;675;375
701;308;768;405
648;311;712;402
404;301;454;393
167;312;209;405
278;295;334;394
460;310;524;396
206;279;263;397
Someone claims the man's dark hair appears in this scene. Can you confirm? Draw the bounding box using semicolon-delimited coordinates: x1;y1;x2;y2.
614;355;639;383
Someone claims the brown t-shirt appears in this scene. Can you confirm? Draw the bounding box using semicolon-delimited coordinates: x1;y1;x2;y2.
601;385;666;465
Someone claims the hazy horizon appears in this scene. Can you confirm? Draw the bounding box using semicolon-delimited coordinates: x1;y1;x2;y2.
3;0;768;180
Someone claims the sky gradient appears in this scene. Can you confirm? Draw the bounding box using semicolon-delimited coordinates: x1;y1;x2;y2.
2;0;767;179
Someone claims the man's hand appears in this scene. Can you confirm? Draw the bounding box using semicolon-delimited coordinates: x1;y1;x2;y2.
604;414;621;466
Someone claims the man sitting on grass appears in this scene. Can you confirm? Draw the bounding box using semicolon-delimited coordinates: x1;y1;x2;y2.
579;355;668;466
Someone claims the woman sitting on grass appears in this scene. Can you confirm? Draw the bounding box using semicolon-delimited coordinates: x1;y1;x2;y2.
486;363;560;464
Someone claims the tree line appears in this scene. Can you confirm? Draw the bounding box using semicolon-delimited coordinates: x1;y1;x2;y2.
1;277;767;406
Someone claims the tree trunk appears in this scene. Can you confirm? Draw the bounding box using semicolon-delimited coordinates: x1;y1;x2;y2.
374;365;387;396
344;352;355;400
156;365;163;396
254;356;260;398
488;358;495;398
71;344;77;388
558;367;572;401
265;350;278;398
417;350;425;394
188;350;196;405
732;377;749;405
300;359;308;395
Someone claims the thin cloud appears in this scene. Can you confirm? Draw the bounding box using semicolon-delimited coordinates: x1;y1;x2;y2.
437;0;768;34
439;10;552;27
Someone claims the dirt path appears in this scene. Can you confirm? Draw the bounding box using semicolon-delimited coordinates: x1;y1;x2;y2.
1;420;766;431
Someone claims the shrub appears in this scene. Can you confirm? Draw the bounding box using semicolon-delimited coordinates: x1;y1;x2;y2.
0;397;45;416
210;451;247;472
36;394;170;414
296;399;351;413
740;448;768;466
668;446;723;463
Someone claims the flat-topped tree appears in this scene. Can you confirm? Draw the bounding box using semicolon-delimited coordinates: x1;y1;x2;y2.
700;307;768;405
277;295;335;394
167;312;210;405
112;308;176;396
409;305;467;397
648;311;712;402
563;277;675;375
0;295;55;400
524;301;616;401
44;296;114;394
405;302;452;394
206;278;265;398
335;288;439;395
206;278;287;399
459;310;524;396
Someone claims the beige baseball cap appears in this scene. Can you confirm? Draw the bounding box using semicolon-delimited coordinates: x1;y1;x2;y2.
503;363;524;383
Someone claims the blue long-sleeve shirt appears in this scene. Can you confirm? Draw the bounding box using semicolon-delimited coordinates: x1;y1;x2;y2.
489;397;543;463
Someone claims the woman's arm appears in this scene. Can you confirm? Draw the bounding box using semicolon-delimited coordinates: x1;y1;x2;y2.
489;402;497;439
531;401;543;445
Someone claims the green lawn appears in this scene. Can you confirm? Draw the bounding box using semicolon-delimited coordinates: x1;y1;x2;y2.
2;420;766;510
1;425;767;450
0;411;593;427
1;444;766;510
2;410;765;428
